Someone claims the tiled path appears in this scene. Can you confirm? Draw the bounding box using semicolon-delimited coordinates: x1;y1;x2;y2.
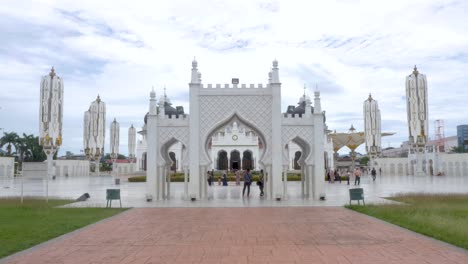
3;207;468;264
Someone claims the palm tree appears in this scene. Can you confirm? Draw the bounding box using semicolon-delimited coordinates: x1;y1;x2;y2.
0;132;19;155
21;134;46;162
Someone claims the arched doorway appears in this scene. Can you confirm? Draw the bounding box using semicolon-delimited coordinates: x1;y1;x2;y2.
169;152;176;171
294;151;302;170
230;150;240;170
217;150;228;170
242;150;253;170
159;138;188;200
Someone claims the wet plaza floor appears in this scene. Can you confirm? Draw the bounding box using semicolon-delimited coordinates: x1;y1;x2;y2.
0;173;467;207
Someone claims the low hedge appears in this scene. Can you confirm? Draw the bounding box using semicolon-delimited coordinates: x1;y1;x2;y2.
128;173;304;182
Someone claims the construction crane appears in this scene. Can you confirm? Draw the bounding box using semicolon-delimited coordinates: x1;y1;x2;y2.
434;119;445;152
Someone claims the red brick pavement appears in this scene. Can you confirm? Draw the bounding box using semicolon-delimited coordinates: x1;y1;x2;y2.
3;207;467;264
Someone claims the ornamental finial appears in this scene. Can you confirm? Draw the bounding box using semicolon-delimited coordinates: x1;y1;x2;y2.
49;66;56;78
368;93;372;101
413;65;419;76
192;57;198;68
96;94;101;102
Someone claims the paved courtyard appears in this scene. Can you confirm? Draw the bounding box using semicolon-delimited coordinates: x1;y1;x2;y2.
1;173;467;207
2;207;467;264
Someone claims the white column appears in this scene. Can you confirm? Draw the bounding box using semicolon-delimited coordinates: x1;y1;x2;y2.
189;60;201;200
166;166;171;199
146;89;158;200
183;166;189;200
270;60;283;199
283;165;288;199
313;91;325;200
301;165;305;197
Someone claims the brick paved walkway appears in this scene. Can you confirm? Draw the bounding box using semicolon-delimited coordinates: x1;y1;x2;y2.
3;207;468;264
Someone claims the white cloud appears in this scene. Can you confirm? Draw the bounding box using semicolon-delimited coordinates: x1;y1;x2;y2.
1;0;467;156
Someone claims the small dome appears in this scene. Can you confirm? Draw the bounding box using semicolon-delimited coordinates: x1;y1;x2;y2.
299;95;311;103
272;59;278;68
192;58;198;68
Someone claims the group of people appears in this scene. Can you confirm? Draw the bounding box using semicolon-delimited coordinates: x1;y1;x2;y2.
206;169;264;197
327;167;380;185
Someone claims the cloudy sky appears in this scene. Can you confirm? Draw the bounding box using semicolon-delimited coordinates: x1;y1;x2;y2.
1;0;468;156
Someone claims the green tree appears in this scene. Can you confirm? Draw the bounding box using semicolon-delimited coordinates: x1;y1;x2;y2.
21;134;47;162
450;146;468;153
104;153;127;160
0;132;19;155
360;156;369;165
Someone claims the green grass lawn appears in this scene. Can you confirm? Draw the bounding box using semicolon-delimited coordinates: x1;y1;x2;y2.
347;194;468;250
0;198;127;259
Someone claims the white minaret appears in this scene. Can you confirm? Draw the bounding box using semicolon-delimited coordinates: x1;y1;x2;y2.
39;67;64;202
406;66;428;175
128;124;136;172
110;118;120;174
86;95;106;176
128;124;136;159
363;94;381;168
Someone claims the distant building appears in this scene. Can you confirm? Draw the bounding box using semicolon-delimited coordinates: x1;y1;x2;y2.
457;125;468;150
381;136;458;158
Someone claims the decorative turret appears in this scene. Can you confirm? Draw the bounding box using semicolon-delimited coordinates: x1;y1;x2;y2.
149;87;157;115
271;59;280;84
314;90;321;113
191;57;200;84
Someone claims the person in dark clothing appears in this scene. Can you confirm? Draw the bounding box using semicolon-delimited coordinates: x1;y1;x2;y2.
258;169;264;196
334;170;341;183
371;168;377;181
222;172;228;186
242;169;252;197
207;171;212;186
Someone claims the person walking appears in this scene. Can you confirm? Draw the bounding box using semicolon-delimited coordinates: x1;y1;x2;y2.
222;172;228;186
235;169;241;185
379;167;382;176
371;167;377;181
334;170;341;183
258;169;265;196
346;171;351;185
354;167;361;186
207;171;212;186
242;169;252;197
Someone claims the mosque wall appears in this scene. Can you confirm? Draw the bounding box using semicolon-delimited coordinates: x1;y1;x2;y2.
0;157;14;178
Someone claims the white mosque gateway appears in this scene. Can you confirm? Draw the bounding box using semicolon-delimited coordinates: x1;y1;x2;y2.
139;59;328;201
137;108;310;172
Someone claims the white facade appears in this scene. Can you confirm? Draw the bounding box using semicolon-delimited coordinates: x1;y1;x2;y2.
22;160;90;177
145;60;326;201
376;152;468;176
210;121;260;171
0;157;14;178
